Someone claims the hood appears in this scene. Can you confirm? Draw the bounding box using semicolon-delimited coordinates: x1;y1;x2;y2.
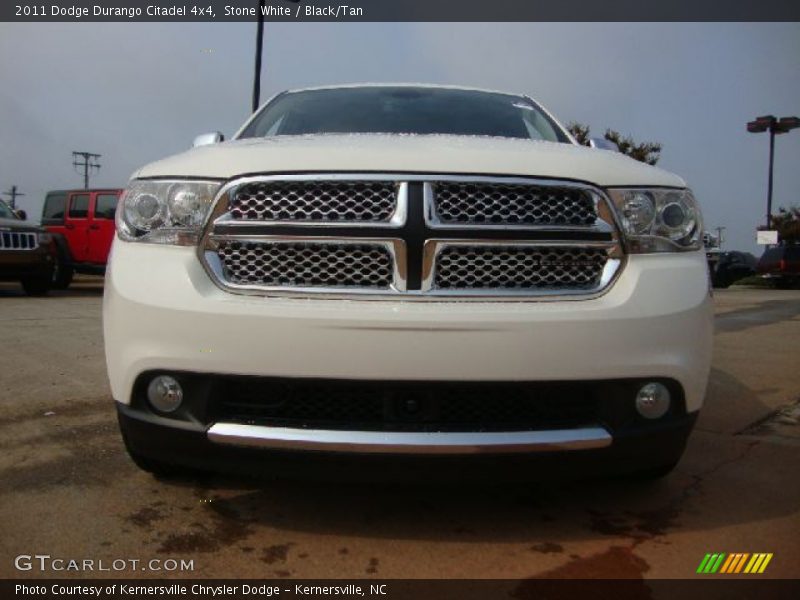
135;134;686;188
0;217;41;232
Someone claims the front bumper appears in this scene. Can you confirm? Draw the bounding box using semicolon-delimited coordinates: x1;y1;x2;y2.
104;242;713;409
0;246;53;280
118;400;698;480
105;241;711;470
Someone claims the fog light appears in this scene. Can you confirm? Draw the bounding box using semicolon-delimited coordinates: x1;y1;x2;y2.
635;382;671;419
147;375;183;413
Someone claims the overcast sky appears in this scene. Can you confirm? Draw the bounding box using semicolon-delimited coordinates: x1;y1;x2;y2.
1;22;798;253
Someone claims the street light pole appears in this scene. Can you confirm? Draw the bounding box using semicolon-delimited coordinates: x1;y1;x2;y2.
767;125;775;229
252;0;265;113
747;115;800;230
252;0;299;113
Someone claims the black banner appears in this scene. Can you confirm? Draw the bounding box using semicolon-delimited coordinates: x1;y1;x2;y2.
4;579;800;600
2;0;800;22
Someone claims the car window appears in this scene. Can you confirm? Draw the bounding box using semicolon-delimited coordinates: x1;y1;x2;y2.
240;87;569;143
95;193;118;220
69;194;90;218
43;193;66;221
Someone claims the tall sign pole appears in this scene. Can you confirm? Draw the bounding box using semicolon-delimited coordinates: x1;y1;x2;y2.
747;115;800;230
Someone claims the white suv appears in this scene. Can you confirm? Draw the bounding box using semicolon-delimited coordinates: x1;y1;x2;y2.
104;84;713;480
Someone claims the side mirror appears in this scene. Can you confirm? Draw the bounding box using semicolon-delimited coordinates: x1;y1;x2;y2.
14;209;27;220
589;137;619;152
192;132;225;148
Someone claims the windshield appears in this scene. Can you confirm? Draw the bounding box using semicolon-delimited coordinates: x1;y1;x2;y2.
0;200;17;220
239;86;569;143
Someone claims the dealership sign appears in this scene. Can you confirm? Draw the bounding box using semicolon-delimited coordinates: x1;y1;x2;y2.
757;230;778;245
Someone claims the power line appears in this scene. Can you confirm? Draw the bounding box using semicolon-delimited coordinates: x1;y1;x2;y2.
72;151;101;189
2;185;25;209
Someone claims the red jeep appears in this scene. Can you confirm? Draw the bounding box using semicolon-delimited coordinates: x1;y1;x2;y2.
41;189;121;288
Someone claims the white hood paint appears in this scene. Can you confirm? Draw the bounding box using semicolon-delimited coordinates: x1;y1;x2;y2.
135;134;686;188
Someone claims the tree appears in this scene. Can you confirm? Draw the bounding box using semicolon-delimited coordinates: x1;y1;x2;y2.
567;122;662;166
567;122;590;146
768;206;800;245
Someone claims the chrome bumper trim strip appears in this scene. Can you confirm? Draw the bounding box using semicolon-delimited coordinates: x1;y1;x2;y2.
207;423;612;455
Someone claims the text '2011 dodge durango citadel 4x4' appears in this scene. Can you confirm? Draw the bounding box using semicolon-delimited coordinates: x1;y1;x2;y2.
104;85;713;480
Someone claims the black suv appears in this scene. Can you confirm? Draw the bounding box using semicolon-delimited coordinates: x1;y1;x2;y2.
711;251;757;288
0;200;55;295
758;245;800;289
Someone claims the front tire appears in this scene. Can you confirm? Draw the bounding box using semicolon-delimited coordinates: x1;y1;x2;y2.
21;272;52;296
52;254;74;289
713;278;730;289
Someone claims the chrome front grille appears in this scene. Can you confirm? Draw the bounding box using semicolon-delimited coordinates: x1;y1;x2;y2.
200;174;623;300
229;180;398;223
431;181;597;226
433;245;609;290
217;240;396;289
0;231;38;251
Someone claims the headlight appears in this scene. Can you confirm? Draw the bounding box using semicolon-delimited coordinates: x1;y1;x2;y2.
38;232;53;245
116;180;220;244
607;188;702;252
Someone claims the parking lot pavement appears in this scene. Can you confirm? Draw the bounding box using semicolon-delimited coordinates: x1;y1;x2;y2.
0;282;798;580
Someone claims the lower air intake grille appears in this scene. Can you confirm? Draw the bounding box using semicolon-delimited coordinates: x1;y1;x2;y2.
434;245;608;290
215;379;600;432
217;240;394;289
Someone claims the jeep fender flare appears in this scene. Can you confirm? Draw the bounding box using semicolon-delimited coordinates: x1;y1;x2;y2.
51;233;73;265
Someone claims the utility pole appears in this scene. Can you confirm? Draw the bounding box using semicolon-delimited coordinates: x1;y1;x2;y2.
2;185;25;209
715;226;726;250
72;151;101;189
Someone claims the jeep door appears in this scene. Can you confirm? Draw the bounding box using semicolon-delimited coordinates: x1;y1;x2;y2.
65;192;91;262
88;191;119;264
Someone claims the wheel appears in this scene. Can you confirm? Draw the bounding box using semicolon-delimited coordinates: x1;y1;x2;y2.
713;278;730;289
21;272;52;296
51;253;74;289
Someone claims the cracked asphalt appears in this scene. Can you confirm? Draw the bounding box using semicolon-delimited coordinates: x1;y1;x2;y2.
0;280;798;580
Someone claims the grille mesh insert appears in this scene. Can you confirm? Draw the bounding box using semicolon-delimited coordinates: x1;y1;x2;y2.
433;182;596;226
229;180;397;222
434;245;608;290
217;241;394;288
